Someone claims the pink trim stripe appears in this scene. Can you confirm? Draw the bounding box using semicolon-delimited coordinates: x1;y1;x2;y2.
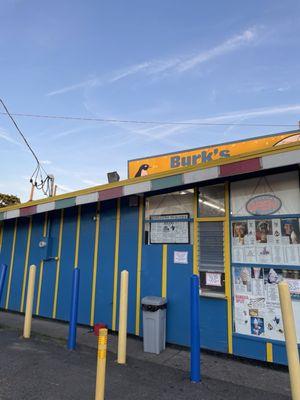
219;158;261;177
20;205;37;217
98;186;123;201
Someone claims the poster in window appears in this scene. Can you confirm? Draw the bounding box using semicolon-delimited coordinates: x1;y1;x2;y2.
244;246;256;263
256;244;272;264
233;267;252;294
272;219;282;245
251;267;264;297
250;317;264;336
284;245;299;265
281;218;300;245
231;218;300;266
255;220;273;244
232;267;294;341
150;213;190;244
232;221;248;246
272;245;284;264
264;268;284;340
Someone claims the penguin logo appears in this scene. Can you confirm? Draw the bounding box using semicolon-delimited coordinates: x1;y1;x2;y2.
274;134;300;146
135;164;150;177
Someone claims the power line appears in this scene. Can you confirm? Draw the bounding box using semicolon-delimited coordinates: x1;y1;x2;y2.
0;101;41;165
0;99;53;196
0;111;298;128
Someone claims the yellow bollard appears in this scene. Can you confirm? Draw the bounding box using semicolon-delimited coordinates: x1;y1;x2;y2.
95;328;108;400
23;264;36;339
278;281;300;400
117;270;129;364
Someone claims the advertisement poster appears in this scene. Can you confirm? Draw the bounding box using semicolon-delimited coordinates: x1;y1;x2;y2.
232;267;294;341
231;217;300;266
150;214;189;244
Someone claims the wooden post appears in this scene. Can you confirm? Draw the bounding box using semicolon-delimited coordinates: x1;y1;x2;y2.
23;265;36;338
117;270;129;364
278;281;300;400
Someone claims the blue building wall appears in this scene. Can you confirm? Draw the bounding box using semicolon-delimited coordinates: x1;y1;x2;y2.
0;194;287;365
94;199;117;329
0;219;15;308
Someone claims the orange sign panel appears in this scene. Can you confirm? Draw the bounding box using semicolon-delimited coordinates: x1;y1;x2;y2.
128;131;300;178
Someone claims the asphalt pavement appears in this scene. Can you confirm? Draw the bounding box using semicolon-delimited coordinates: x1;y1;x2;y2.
0;311;292;400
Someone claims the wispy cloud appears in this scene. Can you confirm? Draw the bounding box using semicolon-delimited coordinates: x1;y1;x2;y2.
47;27;258;95
137;103;300;141
197;103;300;123
82;179;100;186
56;183;75;193
108;62;151;83
0;128;22;146
176;29;256;72
46;78;99;97
109;27;257;82
51;126;89;140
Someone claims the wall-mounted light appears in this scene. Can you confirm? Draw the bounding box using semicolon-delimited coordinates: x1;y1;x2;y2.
107;171;120;183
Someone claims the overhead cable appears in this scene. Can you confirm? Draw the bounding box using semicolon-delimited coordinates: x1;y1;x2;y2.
0;111;298;128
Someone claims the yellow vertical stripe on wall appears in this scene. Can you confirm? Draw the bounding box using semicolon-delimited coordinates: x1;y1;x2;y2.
162;244;168;298
0;222;3;252
90;202;100;326
112;198;121;331
224;182;233;354
193;188;199;275
266;342;273;362
20;217;33;312
74;205;81;268
52;209;64;318
135;197;144;335
36;212;48;315
5;219;18;309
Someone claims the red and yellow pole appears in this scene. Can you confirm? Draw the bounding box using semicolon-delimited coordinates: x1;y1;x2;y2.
278;281;300;400
95;328;108;400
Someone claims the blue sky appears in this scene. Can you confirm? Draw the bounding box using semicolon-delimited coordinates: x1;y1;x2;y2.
1;0;300;200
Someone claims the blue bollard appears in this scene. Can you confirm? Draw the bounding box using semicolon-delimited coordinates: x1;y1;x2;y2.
0;264;8;303
67;268;80;350
190;274;201;382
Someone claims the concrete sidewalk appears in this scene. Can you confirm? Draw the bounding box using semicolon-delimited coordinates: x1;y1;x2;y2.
0;311;291;399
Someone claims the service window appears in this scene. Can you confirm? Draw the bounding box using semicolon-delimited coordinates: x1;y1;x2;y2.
198;184;226;295
198;221;225;295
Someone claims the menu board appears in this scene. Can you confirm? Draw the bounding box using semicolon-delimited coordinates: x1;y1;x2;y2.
233;267;300;341
231;218;300;265
150;213;190;244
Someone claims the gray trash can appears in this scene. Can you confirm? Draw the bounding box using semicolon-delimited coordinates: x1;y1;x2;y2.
141;296;167;354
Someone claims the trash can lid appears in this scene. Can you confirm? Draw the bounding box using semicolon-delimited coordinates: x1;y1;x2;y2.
141;296;167;306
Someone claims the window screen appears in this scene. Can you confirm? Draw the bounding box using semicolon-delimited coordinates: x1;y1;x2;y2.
198;221;224;272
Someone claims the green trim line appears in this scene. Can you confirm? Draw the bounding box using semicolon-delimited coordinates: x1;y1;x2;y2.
151;174;183;191
55;197;76;210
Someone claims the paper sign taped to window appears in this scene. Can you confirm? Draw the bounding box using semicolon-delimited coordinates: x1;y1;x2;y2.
174;251;188;264
206;272;222;287
285;279;300;295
